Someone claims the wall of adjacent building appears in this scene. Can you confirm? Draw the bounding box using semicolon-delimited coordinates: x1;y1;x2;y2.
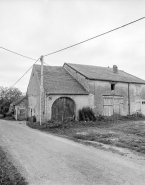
87;80;145;116
88;81;127;115
15;98;28;120
129;84;145;114
64;64;145;116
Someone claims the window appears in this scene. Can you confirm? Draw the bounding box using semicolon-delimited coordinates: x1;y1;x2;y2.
111;84;115;91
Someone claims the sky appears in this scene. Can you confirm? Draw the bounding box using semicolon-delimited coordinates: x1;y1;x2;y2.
0;0;145;93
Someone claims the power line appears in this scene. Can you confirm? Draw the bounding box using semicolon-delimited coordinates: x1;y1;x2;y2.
43;62;50;66
44;17;145;57
7;17;145;88
10;57;40;88
0;46;36;61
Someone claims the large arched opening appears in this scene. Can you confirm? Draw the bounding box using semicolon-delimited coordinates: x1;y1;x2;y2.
51;97;76;121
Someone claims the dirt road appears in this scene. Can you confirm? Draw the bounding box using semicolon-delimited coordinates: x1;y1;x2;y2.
0;120;145;185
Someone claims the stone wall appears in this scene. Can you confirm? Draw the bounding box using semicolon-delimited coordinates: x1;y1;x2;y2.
27;67;45;122
89;80;145;116
45;94;94;121
63;64;145;116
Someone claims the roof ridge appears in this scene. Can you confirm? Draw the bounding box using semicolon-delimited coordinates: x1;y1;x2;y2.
66;62;111;69
65;63;126;72
64;63;145;84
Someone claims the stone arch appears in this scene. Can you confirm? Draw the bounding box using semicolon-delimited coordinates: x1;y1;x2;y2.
51;97;76;121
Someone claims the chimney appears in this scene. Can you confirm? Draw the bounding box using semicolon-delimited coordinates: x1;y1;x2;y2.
113;65;118;73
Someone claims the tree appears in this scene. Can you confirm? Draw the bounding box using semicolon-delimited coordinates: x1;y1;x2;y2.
0;86;24;115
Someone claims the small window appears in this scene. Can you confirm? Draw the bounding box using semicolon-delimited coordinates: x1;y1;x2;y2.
111;84;115;91
142;102;145;104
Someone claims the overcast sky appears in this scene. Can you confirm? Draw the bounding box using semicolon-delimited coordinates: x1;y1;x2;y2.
0;0;145;92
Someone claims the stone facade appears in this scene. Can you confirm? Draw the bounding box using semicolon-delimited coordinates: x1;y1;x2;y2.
27;63;145;122
27;65;93;122
45;94;94;120
27;67;45;122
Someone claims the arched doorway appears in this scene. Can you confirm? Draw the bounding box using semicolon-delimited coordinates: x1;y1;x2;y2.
51;97;75;121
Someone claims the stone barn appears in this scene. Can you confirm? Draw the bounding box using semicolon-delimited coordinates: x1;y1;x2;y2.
27;63;145;122
27;64;94;122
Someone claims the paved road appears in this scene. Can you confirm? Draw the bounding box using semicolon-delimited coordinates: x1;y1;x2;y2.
0;120;145;185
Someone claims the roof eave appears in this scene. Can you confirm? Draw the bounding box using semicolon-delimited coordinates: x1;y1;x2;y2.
46;92;89;96
88;78;145;84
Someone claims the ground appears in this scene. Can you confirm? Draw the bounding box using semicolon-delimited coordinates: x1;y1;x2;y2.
46;120;145;155
0;120;145;185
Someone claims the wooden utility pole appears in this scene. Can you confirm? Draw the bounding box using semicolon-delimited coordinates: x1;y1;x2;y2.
40;55;44;125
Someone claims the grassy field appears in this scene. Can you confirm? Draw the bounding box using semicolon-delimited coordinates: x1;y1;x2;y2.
45;120;145;154
0;146;28;185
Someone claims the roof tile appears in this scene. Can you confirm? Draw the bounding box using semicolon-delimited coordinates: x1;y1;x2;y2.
65;63;145;84
34;65;88;95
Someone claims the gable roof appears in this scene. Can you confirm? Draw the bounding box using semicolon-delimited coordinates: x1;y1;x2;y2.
34;64;88;95
13;96;27;106
65;63;145;84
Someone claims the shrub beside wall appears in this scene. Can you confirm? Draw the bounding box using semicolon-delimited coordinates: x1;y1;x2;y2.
78;107;96;121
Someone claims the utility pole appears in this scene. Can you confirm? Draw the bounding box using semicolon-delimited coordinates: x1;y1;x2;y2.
40;55;43;125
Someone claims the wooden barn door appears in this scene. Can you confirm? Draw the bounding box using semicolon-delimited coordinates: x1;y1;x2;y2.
103;96;123;116
51;97;75;121
103;96;113;116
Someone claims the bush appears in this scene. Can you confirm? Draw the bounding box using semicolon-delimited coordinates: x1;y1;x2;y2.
122;112;145;120
33;115;37;122
78;107;96;121
28;115;37;122
6;112;13;117
1;107;9;117
26;121;40;129
96;114;107;121
0;114;4;118
26;120;62;130
47;120;62;128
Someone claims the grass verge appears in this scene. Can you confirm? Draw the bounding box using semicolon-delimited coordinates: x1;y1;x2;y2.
0;146;28;185
26;119;145;155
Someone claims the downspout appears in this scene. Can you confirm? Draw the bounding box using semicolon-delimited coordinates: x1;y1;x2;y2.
128;83;130;115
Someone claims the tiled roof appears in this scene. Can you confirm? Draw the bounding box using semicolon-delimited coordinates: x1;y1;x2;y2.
65;63;145;84
34;65;88;95
13;96;27;106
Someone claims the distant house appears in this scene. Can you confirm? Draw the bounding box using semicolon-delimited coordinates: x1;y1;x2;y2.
13;96;28;120
27;63;145;122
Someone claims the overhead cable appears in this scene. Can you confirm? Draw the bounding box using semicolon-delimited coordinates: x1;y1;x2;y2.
44;17;145;57
0;46;36;61
10;57;40;88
